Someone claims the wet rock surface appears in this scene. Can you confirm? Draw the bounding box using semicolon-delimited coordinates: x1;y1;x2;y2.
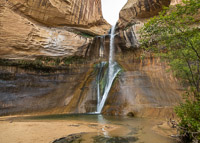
0;51;183;117
0;62;98;116
53;133;83;143
93;136;138;143
102;53;183;118
53;133;139;143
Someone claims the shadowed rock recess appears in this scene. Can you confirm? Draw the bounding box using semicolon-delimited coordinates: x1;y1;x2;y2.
0;0;182;118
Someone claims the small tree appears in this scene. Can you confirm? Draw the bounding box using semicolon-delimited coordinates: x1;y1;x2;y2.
139;0;200;142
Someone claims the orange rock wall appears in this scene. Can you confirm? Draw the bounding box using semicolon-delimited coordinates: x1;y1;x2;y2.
0;0;110;59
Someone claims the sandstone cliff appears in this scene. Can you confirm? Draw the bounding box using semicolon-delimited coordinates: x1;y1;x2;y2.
3;0;109;35
102;53;182;118
0;0;110;59
115;0;171;50
118;0;171;29
0;0;183;118
0;53;182;118
0;63;96;116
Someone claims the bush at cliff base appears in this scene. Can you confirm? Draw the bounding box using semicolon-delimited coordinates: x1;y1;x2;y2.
175;91;200;143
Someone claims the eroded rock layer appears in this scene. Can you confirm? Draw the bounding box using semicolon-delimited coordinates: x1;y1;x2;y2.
3;0;109;35
0;63;98;116
115;0;172;51
118;0;171;29
102;53;182;118
0;0;183;118
0;0;110;59
0;52;182;118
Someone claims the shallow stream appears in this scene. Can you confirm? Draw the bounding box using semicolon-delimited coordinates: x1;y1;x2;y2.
19;114;178;143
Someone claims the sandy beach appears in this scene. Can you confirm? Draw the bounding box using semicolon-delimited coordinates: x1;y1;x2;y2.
0;115;178;143
0;117;117;143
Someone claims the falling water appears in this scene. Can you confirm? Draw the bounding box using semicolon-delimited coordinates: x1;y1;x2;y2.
108;24;116;80
99;35;105;58
96;24;121;113
97;62;106;108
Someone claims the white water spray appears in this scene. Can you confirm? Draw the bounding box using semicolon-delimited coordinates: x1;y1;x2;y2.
108;24;116;80
97;62;106;108
99;36;105;58
96;24;121;113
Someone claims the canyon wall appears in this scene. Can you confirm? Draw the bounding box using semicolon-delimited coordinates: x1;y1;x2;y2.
101;0;184;118
3;0;109;34
118;0;171;29
0;63;98;116
115;0;171;50
0;53;183;118
103;53;182;118
0;0;183;118
0;0;110;59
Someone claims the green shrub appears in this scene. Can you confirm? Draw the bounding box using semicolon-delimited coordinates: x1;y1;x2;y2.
139;0;200;142
175;92;200;142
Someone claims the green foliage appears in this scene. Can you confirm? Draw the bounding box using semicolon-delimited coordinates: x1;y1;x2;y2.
79;32;94;38
175;92;200;142
73;31;94;38
0;56;86;72
139;0;200;142
62;56;85;65
140;0;200;94
124;22;136;31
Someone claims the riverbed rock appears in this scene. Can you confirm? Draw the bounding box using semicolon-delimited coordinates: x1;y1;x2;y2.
53;133;139;143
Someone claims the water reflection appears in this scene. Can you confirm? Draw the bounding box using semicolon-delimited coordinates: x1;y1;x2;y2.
98;114;109;137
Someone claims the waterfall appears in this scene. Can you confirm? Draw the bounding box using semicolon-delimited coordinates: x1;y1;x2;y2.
108;24;116;80
96;24;121;113
99;35;105;58
97;62;106;109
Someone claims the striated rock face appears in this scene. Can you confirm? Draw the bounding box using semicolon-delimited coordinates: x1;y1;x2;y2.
3;0;109;35
102;53;183;118
86;33;137;59
0;52;183;118
0;63;98;116
115;27;139;50
118;0;171;29
115;0;171;51
0;6;90;59
0;0;183;118
0;0;110;59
